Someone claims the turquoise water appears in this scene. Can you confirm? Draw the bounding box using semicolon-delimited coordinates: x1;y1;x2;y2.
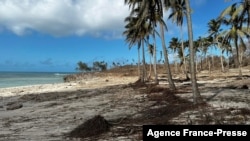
0;72;74;88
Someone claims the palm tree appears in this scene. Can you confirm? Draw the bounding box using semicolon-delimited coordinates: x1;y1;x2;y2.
123;16;150;82
167;0;189;79
154;0;176;90
152;31;159;84
208;19;226;72
184;0;202;104
195;36;213;75
169;37;186;74
238;0;250;28
197;38;209;71
125;0;176;89
147;43;154;80
159;20;176;90
223;0;250;27
219;3;250;77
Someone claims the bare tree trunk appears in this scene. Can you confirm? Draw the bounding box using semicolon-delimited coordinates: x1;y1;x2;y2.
185;0;202;104
160;24;176;90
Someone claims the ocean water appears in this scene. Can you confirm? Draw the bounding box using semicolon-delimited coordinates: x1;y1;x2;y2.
0;72;74;88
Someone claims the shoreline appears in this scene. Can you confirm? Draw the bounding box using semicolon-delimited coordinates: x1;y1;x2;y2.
0;82;76;97
0;75;138;97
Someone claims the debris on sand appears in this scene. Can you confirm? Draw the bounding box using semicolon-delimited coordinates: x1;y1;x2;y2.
6;102;23;110
68;115;110;139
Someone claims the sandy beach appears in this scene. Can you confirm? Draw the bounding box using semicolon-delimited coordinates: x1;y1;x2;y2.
0;70;250;140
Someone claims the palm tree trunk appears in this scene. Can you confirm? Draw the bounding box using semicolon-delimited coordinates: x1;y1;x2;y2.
153;33;158;84
206;55;208;68
149;55;152;80
201;56;203;71
175;61;178;73
142;40;146;82
137;46;141;80
196;55;198;73
216;38;225;72
160;24;176;90
220;50;224;72
185;0;202;104
181;26;189;79
212;55;214;71
209;59;211;77
235;38;242;77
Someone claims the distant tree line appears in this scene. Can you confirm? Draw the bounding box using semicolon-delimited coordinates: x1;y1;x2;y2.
76;61;107;72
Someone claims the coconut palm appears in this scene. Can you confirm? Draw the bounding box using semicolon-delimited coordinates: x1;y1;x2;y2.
208;19;227;72
195;36;214;75
238;0;250;28
123;16;150;82
154;0;176;89
219;3;250;77
125;0;176;89
222;0;250;27
184;0;202;104
169;37;186;74
167;0;189;79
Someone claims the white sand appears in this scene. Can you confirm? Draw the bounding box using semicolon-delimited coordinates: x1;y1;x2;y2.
0;72;250;140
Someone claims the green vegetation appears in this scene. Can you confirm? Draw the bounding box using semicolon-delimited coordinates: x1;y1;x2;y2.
76;61;107;72
76;61;91;72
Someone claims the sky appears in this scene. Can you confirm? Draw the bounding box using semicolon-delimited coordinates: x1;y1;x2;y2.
0;0;238;72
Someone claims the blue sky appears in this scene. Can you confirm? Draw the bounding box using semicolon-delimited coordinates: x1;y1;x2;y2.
0;0;237;72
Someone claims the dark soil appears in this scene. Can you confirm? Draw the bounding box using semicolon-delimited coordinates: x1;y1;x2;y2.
68;115;111;138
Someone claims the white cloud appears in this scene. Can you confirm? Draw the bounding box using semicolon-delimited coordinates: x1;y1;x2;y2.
0;0;129;38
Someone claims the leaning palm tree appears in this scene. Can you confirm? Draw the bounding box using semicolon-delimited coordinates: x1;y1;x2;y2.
123;16;142;80
219;3;250;77
167;0;189;79
153;0;176;90
184;0;202;104
125;1;162;82
123;16;150;82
